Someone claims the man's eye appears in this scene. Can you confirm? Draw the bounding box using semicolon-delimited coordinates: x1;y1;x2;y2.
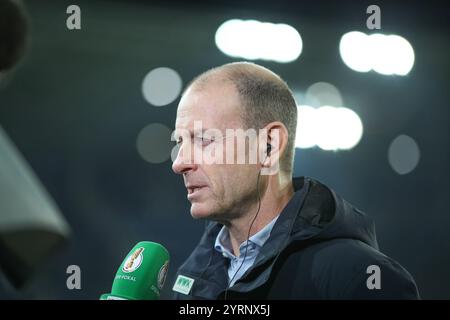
194;136;213;146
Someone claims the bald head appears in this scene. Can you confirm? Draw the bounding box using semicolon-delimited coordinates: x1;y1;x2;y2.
188;62;282;90
184;62;298;174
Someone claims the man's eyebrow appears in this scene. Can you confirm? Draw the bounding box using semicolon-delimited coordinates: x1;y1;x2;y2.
174;129;215;137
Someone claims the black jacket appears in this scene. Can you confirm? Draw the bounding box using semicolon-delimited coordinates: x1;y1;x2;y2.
172;177;420;299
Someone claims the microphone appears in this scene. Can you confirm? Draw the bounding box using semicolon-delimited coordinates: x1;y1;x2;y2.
100;241;170;300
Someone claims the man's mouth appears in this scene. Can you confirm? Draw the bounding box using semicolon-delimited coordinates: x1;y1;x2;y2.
188;187;202;194
187;186;207;199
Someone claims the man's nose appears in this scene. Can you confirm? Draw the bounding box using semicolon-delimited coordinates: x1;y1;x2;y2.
172;144;197;174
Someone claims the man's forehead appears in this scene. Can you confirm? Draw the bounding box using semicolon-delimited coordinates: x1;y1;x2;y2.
175;82;242;130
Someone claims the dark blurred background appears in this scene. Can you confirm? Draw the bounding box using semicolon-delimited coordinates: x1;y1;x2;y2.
0;0;449;299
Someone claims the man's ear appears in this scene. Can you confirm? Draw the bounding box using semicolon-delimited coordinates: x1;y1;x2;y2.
260;122;288;175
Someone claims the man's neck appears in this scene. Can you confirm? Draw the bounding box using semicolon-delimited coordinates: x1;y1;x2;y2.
226;176;295;257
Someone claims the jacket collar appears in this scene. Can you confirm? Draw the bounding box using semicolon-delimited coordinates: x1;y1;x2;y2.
175;177;313;298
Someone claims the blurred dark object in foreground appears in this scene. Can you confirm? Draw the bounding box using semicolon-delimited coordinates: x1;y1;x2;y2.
0;0;71;290
0;0;29;72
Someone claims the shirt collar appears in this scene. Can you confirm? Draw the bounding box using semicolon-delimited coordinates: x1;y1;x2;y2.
214;214;280;257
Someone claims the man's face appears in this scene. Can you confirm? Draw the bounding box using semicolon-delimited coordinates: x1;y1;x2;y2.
172;81;260;221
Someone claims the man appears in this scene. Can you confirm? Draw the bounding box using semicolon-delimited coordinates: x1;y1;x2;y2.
171;62;419;299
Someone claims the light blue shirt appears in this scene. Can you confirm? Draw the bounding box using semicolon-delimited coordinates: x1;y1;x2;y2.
214;215;279;287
